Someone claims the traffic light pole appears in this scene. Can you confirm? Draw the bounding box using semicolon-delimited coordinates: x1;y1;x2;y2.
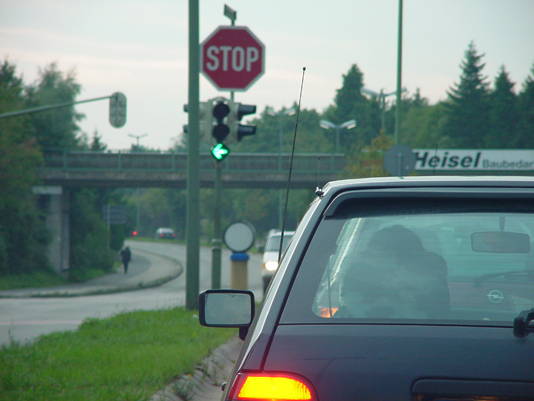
210;5;237;289
0;95;111;119
211;162;222;289
186;0;200;309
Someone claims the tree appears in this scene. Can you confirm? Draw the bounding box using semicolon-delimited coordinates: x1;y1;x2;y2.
26;63;84;150
442;42;490;148
324;64;377;149
0;60;48;275
516;64;534;148
485;66;519;148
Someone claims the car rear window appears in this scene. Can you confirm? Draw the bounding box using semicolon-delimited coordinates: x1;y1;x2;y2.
281;196;534;326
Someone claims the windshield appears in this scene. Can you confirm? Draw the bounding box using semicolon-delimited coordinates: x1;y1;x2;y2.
283;197;534;326
265;234;294;253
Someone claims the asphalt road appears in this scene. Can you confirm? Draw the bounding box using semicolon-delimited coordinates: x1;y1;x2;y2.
0;241;263;346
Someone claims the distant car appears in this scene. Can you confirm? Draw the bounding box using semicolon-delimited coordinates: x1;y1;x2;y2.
155;227;176;239
261;230;294;292
200;176;534;401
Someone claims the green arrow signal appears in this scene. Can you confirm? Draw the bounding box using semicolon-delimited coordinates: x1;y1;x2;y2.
211;143;230;161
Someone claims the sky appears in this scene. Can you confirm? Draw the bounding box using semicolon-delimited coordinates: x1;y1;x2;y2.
2;0;533;150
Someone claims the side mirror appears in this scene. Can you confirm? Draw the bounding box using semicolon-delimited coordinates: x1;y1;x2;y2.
199;290;255;339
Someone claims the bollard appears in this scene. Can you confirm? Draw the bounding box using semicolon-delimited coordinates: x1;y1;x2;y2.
231;252;249;290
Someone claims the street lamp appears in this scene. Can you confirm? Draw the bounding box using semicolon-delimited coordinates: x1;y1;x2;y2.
319;119;357;153
267;107;296;154
128;133;147;148
127;133;147;233
361;88;396;135
267;107;296;230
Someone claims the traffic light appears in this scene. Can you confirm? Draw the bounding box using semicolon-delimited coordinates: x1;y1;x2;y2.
211;142;230;161
183;101;212;137
109;92;127;128
212;100;231;143
229;102;257;141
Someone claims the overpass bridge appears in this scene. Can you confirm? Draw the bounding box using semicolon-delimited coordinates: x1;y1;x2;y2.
37;150;348;273
40;150;348;189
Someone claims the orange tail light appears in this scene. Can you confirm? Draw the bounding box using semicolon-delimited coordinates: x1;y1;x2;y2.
230;373;314;401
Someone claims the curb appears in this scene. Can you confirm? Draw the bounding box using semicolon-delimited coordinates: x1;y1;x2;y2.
0;250;184;299
150;336;242;401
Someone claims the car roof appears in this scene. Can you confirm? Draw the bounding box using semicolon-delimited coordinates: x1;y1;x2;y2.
321;176;534;197
268;230;295;237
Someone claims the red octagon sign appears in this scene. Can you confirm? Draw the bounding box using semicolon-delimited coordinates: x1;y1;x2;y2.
201;26;265;91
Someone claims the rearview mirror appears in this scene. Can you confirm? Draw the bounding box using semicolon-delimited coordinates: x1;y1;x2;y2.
199;289;254;328
471;231;530;253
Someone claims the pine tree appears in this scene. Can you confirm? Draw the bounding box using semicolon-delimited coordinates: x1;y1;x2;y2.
442;42;490;148
516;64;534;148
324;64;377;151
486;66;518;148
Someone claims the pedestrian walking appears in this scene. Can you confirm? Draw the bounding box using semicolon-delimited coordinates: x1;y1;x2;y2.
120;246;132;274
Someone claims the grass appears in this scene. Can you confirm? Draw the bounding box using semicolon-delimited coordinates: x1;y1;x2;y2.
0;264;122;291
0;307;236;401
0;271;68;291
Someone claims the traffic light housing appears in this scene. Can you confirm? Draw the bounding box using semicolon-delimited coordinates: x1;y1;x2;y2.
212;100;231;143
229;102;257;141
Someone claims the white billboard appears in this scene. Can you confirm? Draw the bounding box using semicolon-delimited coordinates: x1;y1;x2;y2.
414;149;534;171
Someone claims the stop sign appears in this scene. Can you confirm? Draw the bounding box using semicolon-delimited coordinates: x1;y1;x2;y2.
201;26;265;91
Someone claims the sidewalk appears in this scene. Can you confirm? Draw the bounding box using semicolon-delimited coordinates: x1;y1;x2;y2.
0;246;183;298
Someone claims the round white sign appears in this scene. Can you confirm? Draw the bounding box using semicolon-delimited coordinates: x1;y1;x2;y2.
223;221;255;253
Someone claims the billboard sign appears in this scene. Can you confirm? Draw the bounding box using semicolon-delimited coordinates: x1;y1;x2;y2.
414;149;534;171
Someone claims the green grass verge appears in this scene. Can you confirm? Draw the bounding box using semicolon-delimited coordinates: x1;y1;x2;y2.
0;307;235;401
0;271;68;291
0;264;121;290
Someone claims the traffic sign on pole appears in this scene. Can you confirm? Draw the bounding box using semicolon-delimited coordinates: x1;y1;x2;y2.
201;26;265;91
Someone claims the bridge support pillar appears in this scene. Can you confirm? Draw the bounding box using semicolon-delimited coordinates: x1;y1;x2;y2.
33;186;70;274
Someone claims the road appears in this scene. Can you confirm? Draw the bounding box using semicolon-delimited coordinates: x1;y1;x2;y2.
0;241;263;346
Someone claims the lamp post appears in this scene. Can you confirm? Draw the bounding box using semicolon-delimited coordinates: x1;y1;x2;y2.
319;119;357;153
267;107;296;229
128;133;147;148
395;0;404;144
127;133;147;233
361;88;397;135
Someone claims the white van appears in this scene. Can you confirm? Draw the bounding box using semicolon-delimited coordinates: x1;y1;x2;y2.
262;230;294;292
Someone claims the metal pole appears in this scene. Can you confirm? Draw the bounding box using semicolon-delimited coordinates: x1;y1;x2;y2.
0;95;111;119
135;188;140;229
211;163;222;289
380;91;386;134
186;0;200;310
278;122;283;229
335;126;340;153
395;0;403;144
211;5;236;290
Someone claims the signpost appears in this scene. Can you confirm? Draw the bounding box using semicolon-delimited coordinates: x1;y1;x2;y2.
201;26;265;91
200;20;264;292
384;144;416;177
224;221;255;290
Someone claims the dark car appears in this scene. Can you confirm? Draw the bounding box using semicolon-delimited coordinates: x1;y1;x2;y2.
199;176;534;401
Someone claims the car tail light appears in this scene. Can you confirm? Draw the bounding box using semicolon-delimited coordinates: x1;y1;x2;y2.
229;373;314;401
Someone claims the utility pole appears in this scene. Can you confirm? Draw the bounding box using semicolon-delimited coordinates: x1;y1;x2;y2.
186;0;200;310
211;4;238;290
395;0;403;144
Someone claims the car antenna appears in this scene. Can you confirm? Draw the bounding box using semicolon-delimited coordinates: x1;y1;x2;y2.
278;66;307;264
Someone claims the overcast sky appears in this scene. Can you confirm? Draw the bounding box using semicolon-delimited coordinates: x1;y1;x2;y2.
2;0;533;150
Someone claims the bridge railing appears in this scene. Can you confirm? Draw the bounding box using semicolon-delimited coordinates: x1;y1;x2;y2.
42;150;347;174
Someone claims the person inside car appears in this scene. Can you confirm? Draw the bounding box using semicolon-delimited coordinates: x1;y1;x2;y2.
339;224;450;319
